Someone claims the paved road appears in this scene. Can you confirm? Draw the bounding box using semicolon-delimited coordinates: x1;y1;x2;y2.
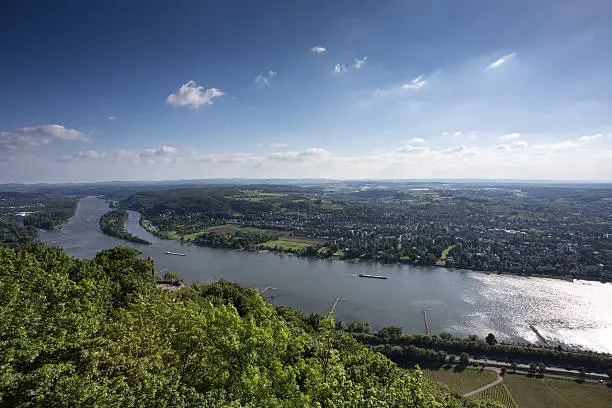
469;358;607;381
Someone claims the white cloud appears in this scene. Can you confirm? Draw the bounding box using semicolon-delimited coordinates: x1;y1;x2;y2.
577;133;603;142
18;130;612;182
486;52;517;69
108;115;117;120
438;145;478;156
0;124;91;151
269;147;329;161
501;132;521;140
453;131;463;137
310;46;326;54
406;137;426;144
396;145;428;154
63;146;179;164
76;150;102;159
166;80;225;108
199;153;259;165
402;75;426;89
254;70;278;85
532;133;604;153
270;142;288;148
334;64;347;73
494;140;529;151
139;146;178;158
351;56;368;69
299;147;328;156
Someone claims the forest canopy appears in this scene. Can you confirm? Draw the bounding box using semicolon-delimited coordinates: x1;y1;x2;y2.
0;243;498;407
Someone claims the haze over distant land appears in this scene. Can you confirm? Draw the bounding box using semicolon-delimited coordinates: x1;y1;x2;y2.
1;1;611;183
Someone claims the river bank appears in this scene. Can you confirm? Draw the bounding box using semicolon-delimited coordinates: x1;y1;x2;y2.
137;213;580;283
41;196;612;353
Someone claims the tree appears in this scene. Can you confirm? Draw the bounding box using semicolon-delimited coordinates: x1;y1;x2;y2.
459;352;470;366
0;243;526;407
439;332;453;341
510;362;518;373
485;333;498;345
537;363;546;377
378;325;403;342
528;362;537;376
500;367;507;376
578;366;586;382
447;355;456;364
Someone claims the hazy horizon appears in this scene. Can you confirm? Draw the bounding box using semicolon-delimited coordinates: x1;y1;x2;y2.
1;1;611;183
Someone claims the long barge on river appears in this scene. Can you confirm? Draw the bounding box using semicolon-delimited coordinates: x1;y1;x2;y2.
358;273;388;280
164;251;187;256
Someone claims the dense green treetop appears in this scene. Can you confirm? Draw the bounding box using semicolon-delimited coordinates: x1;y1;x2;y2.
1;243;500;407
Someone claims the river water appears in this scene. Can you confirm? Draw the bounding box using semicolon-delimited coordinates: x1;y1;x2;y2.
40;197;612;353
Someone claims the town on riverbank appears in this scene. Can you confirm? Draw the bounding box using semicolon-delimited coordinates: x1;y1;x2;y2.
110;182;611;283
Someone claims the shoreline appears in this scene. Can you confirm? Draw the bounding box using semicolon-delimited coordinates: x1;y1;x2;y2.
135;214;606;284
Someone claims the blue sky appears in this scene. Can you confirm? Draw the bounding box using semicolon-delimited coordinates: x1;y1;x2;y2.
1;0;611;182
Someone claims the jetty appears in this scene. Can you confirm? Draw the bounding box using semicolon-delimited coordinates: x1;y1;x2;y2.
423;310;430;335
358;273;388;280
164;251;187;256
328;296;344;317
528;324;549;345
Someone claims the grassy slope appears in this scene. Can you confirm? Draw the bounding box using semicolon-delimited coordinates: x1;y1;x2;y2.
503;375;612;408
424;368;498;395
469;383;518;408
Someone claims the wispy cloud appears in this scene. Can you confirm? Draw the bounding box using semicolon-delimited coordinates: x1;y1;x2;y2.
494;140;529;151
254;70;278;85
59;146;179;163
1;124;91;151
577;133;603;142
402;75;426;89
486;52;517;69
139;146;178;159
269;147;329;161
166;80;225;108
334;56;368;73
396;145;428;154
310;46;326;54
406;137;426;144
351;56;368;69
501;132;520;140
334;64;348;73
270;142;288;148
108;115;117;120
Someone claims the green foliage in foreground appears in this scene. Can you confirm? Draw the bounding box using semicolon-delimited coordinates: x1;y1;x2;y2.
0;244;500;407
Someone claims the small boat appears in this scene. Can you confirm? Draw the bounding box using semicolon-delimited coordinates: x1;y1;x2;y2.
164;251;187;256
358;273;388;280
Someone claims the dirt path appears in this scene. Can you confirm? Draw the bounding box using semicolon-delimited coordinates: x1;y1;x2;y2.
463;369;502;397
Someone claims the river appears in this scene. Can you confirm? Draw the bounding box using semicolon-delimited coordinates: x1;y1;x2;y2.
40;196;612;353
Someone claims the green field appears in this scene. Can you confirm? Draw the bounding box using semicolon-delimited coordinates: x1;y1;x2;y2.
503;375;612;408
260;238;314;250
469;383;518;408
436;244;458;265
424;368;498;395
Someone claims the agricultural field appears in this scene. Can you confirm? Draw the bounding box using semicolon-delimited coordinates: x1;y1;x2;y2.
502;374;612;408
424;368;498;395
259;237;315;251
468;383;518;408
